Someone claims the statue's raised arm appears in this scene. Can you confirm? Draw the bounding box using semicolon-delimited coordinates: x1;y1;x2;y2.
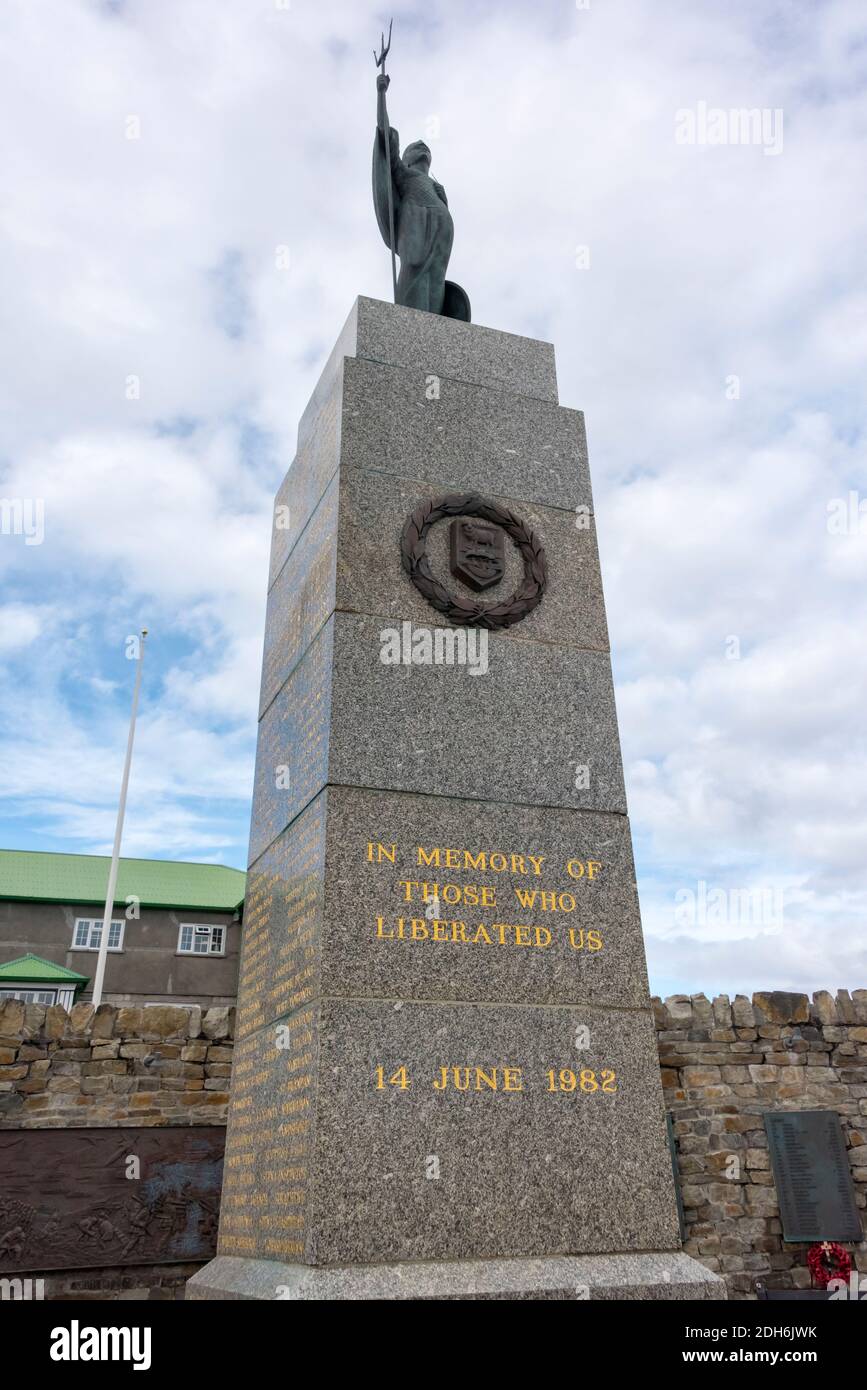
370;22;470;321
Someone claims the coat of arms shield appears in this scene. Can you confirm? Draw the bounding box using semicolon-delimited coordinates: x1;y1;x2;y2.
449;517;505;592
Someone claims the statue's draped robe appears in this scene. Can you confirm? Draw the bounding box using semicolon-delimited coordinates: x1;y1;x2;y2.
372;126;454;315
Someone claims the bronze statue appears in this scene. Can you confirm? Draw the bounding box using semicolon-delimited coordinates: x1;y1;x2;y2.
372;22;470;321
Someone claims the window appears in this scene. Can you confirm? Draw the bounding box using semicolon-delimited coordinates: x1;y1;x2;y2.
72;919;125;951
0;987;56;1005
177;924;225;956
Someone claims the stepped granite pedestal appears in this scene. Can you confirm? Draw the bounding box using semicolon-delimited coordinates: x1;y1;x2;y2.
188;297;724;1301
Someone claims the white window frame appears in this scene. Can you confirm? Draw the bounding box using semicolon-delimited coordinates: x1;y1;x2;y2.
0;984;59;1006
71;918;125;952
177;923;226;957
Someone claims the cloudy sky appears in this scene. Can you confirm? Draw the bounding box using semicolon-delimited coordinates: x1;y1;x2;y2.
1;0;865;998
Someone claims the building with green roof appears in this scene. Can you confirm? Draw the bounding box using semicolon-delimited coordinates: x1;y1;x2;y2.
0;850;247;1008
0;953;90;1009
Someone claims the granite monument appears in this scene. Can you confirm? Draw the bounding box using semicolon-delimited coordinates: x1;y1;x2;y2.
187;295;725;1300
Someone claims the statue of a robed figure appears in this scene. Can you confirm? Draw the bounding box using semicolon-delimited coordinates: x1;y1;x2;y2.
372;24;470;321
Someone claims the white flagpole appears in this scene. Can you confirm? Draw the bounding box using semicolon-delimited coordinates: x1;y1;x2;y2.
91;628;148;1009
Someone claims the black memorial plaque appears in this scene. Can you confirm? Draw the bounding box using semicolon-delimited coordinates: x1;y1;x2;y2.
0;1126;224;1273
765;1111;862;1243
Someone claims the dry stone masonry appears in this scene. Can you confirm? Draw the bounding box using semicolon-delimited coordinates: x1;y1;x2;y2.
654;988;867;1298
0;997;234;1129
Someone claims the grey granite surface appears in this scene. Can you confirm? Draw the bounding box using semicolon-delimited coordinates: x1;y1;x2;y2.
339;354;587;512
188;1251;726;1300
242;784;649;1031
297;299;559;457
247;620;332;867
262;467;608;717
327;611;627;815
320;786;649;1010
336;471;608;653
249;607;626;867
261;473;338;717
216;997;680;1267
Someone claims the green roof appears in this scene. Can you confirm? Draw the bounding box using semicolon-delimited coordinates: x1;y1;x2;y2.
0;850;246;912
0;953;89;985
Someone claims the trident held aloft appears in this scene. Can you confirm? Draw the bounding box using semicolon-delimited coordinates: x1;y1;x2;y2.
374;18;398;302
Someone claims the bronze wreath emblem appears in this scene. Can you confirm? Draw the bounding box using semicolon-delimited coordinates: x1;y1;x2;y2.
400;493;548;630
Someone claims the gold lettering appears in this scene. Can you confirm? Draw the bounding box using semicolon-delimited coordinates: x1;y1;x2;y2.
368;842;395;863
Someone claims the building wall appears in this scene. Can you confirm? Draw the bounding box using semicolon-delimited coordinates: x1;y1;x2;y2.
0;900;240;1006
1;990;866;1300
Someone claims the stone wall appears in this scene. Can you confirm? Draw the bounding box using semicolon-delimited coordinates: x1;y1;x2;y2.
0;998;234;1129
654;988;867;1298
0;997;234;1300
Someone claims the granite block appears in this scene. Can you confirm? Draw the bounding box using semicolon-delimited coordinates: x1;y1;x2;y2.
236;795;325;1040
269;366;343;589
335;470;608;654
261;472;338;716
322;786;649;1011
188;1250;726;1300
327;611;627;814
240;786;648;1034
272;353;589;600
216;1008;317;1263
217;997;679;1266
263;465;607;721
247;621;332;866
297;297;559;455
340;355;588;513
250;608;625;868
